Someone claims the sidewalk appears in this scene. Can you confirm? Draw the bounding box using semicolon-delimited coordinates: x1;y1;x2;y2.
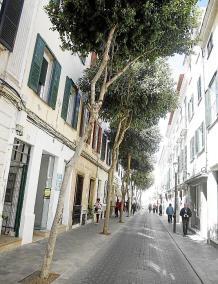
160;214;218;284
0;217;130;284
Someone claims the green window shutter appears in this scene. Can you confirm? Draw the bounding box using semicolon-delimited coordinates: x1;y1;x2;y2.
61;77;72;120
0;0;24;51
48;59;61;110
28;34;45;93
72;91;81;129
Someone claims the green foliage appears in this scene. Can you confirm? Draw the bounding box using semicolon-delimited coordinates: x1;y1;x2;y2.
46;0;198;63
131;171;154;190
80;59;177;128
119;127;160;172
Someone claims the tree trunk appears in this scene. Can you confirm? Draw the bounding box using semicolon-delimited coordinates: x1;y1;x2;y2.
102;116;130;234
40;113;95;279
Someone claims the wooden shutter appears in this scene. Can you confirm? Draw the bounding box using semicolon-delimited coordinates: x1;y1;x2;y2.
97;127;102;153
48;59;61;110
72;91;81;129
61;77;71;120
28;34;45;93
0;0;24;51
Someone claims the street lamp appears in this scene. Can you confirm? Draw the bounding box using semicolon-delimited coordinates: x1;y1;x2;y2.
173;161;178;233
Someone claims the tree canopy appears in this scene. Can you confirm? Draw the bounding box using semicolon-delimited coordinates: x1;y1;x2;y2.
46;0;198;64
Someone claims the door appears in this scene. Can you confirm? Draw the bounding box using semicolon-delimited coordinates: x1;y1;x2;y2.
1;139;30;237
34;154;55;230
87;179;95;220
72;175;84;225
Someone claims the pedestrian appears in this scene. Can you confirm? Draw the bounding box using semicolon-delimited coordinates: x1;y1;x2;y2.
148;203;152;213
115;198;120;217
166;203;174;223
159;204;162;216
180;203;192;236
152;203;156;213
94;198;102;224
131;202;136;215
126;200;129;216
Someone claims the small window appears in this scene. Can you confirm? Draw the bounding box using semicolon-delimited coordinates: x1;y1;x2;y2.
28;35;61;109
190;136;195;161
100;134;107;161
188;96;194;121
207;33;213;58
66;86;76;125
0;0;24;51
205;72;218;127
197;76;202;102
38;48;54;103
195;122;204;154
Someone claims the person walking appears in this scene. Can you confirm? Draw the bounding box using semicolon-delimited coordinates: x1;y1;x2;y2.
159;204;162;216
180;203;192;236
152;204;156;214
115;199;121;217
148;203;152;213
94;198;102;224
166;203;174;223
131;202;136;215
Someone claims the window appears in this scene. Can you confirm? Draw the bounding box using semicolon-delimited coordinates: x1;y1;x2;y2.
97;127;102;153
100;134;107;161
207;33;213;58
28;34;61;109
195;122;204;155
190;136;195;161
0;0;24;51
188;96;194;121
106;142;112;166
61;77;80;129
197;76;202;102
79;106;90;138
205;72;218;127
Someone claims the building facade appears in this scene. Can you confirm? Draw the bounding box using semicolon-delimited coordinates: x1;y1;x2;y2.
0;0;120;245
157;0;218;244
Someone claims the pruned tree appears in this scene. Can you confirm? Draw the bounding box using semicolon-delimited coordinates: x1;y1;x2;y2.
41;0;198;279
118;127;160;221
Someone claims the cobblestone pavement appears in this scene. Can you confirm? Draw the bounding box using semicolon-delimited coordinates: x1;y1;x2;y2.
60;212;201;284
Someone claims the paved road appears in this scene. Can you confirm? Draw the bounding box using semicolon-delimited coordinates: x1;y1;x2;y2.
67;213;201;284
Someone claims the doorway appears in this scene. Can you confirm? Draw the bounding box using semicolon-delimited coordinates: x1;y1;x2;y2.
1;139;31;237
72;175;84;225
34;154;55;230
87;179;95;220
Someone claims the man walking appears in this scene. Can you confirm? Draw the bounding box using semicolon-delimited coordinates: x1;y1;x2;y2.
166;203;174;223
180;203;192;236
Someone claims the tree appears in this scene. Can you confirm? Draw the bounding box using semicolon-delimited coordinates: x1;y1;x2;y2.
41;0;198;279
99;59;175;227
118;127;160;221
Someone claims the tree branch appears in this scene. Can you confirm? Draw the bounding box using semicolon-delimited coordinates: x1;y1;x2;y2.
90;25;117;105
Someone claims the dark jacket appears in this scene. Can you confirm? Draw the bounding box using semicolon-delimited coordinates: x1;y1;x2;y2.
180;207;192;220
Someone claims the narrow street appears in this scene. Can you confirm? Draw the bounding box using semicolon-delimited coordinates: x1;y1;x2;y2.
67;213;202;284
1;212;217;284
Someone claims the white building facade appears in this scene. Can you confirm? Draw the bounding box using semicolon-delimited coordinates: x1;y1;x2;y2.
157;0;218;244
0;0;116;245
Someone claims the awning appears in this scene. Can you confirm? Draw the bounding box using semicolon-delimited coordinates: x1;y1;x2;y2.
184;173;208;186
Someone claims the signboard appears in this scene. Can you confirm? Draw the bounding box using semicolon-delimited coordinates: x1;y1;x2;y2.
44;187;51;199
